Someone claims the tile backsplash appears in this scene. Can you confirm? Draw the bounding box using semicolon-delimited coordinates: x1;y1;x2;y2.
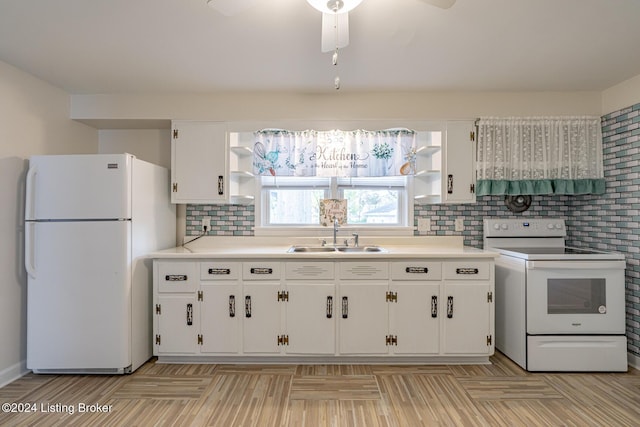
185;102;640;360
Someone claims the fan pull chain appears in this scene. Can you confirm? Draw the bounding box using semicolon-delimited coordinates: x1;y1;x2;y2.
333;13;340;90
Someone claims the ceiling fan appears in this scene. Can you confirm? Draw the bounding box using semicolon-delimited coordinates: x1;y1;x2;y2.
207;0;456;51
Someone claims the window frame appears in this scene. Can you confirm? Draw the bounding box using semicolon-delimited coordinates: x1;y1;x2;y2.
255;175;414;237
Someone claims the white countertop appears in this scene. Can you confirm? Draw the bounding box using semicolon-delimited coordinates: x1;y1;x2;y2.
149;236;497;260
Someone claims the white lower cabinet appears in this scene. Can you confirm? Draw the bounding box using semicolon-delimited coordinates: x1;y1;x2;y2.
156;294;199;354
442;282;491;354
200;283;240;353
389;282;440;355
339;282;389;354
242;282;281;354
442;261;494;355
153;257;494;361
286;283;335;355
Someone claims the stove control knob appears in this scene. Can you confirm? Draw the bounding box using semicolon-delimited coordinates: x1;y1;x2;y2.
555;223;563;229
547;223;554;229
500;223;508;230
493;223;501;230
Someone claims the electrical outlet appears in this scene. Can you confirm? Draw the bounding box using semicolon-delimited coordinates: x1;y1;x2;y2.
202;217;211;231
454;217;465;232
417;218;431;232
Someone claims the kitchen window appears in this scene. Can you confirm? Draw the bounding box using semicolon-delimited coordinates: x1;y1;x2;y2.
257;175;411;233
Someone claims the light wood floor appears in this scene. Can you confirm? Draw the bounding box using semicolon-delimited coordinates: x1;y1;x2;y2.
1;352;639;426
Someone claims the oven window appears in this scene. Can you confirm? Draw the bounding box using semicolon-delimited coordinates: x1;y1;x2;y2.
547;278;606;314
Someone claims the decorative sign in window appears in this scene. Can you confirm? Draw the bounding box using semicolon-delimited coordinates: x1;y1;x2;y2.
319;199;347;226
253;129;416;177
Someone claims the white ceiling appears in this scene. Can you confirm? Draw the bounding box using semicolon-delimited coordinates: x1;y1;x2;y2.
1;0;640;94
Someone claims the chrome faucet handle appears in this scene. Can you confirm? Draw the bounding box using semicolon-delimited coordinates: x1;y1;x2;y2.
352;233;359;247
320;239;327;246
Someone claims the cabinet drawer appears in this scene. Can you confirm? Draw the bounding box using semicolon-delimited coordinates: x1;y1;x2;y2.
286;262;334;280
339;262;388;280
200;262;240;281
443;262;490;280
391;261;441;281
243;262;282;280
157;261;199;293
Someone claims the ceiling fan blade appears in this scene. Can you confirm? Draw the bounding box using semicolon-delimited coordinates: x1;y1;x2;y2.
207;0;256;16
419;0;456;9
321;12;349;53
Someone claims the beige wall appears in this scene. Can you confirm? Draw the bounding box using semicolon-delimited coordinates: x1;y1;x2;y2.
98;129;170;168
0;60;97;386
71;91;603;125
602;73;640;115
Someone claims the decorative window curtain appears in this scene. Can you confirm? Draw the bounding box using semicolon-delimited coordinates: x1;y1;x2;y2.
253;129;416;177
476;116;605;195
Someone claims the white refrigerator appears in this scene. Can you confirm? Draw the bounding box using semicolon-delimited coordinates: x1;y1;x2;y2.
25;153;176;374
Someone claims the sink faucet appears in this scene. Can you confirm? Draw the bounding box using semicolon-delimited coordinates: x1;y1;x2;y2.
333;217;339;246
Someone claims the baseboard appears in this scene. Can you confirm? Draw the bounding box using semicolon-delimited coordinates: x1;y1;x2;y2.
628;351;640;371
0;360;29;389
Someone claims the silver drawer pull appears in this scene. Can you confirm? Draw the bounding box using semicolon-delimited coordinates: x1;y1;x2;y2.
431;295;438;318
165;274;187;281
456;268;479;275
186;303;193;325
250;267;273;275
447;296;454;318
326;296;333;319
406;267;429;274
209;268;231;275
342;296;348;319
229;295;235;317
245;296;252;318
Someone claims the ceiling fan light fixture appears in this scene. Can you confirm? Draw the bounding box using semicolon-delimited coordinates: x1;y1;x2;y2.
306;0;363;14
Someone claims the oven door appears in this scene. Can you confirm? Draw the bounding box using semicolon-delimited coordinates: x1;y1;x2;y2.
526;260;626;334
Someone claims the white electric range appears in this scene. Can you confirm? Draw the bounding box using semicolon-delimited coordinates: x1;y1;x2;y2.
484;218;627;372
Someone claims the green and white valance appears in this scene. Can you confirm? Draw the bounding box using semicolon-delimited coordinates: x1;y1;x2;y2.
476;116;605;196
253;129;417;177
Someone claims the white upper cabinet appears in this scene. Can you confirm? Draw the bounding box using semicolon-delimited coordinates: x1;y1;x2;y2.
170;121;228;204
413;120;476;204
443;121;476;203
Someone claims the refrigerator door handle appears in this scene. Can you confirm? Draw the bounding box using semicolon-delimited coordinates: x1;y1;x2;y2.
25;222;37;278
25;165;37;220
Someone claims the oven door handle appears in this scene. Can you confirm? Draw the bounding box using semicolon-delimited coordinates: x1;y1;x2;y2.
527;261;626;270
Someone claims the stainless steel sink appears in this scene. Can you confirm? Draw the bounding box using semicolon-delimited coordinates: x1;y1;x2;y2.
336;246;387;253
287;246;338;253
287;245;386;253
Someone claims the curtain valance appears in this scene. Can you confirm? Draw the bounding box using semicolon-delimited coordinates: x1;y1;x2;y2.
476;116;605;196
252;129;417;177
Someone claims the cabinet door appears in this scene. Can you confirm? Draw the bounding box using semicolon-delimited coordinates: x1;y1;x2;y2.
442;282;491;354
171;121;228;204
443;121;476;203
389;282;440;355
242;283;282;354
200;284;241;354
285;283;335;355
156;295;199;355
339;282;389;355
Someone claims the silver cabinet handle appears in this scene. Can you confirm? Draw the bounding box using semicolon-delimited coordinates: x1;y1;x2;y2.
229;295;235;317
186;303;193;325
218;175;224;195
447;174;453;194
245;296;252;318
326;296;333;318
431;296;438;318
447;296;454;318
342;296;348;319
